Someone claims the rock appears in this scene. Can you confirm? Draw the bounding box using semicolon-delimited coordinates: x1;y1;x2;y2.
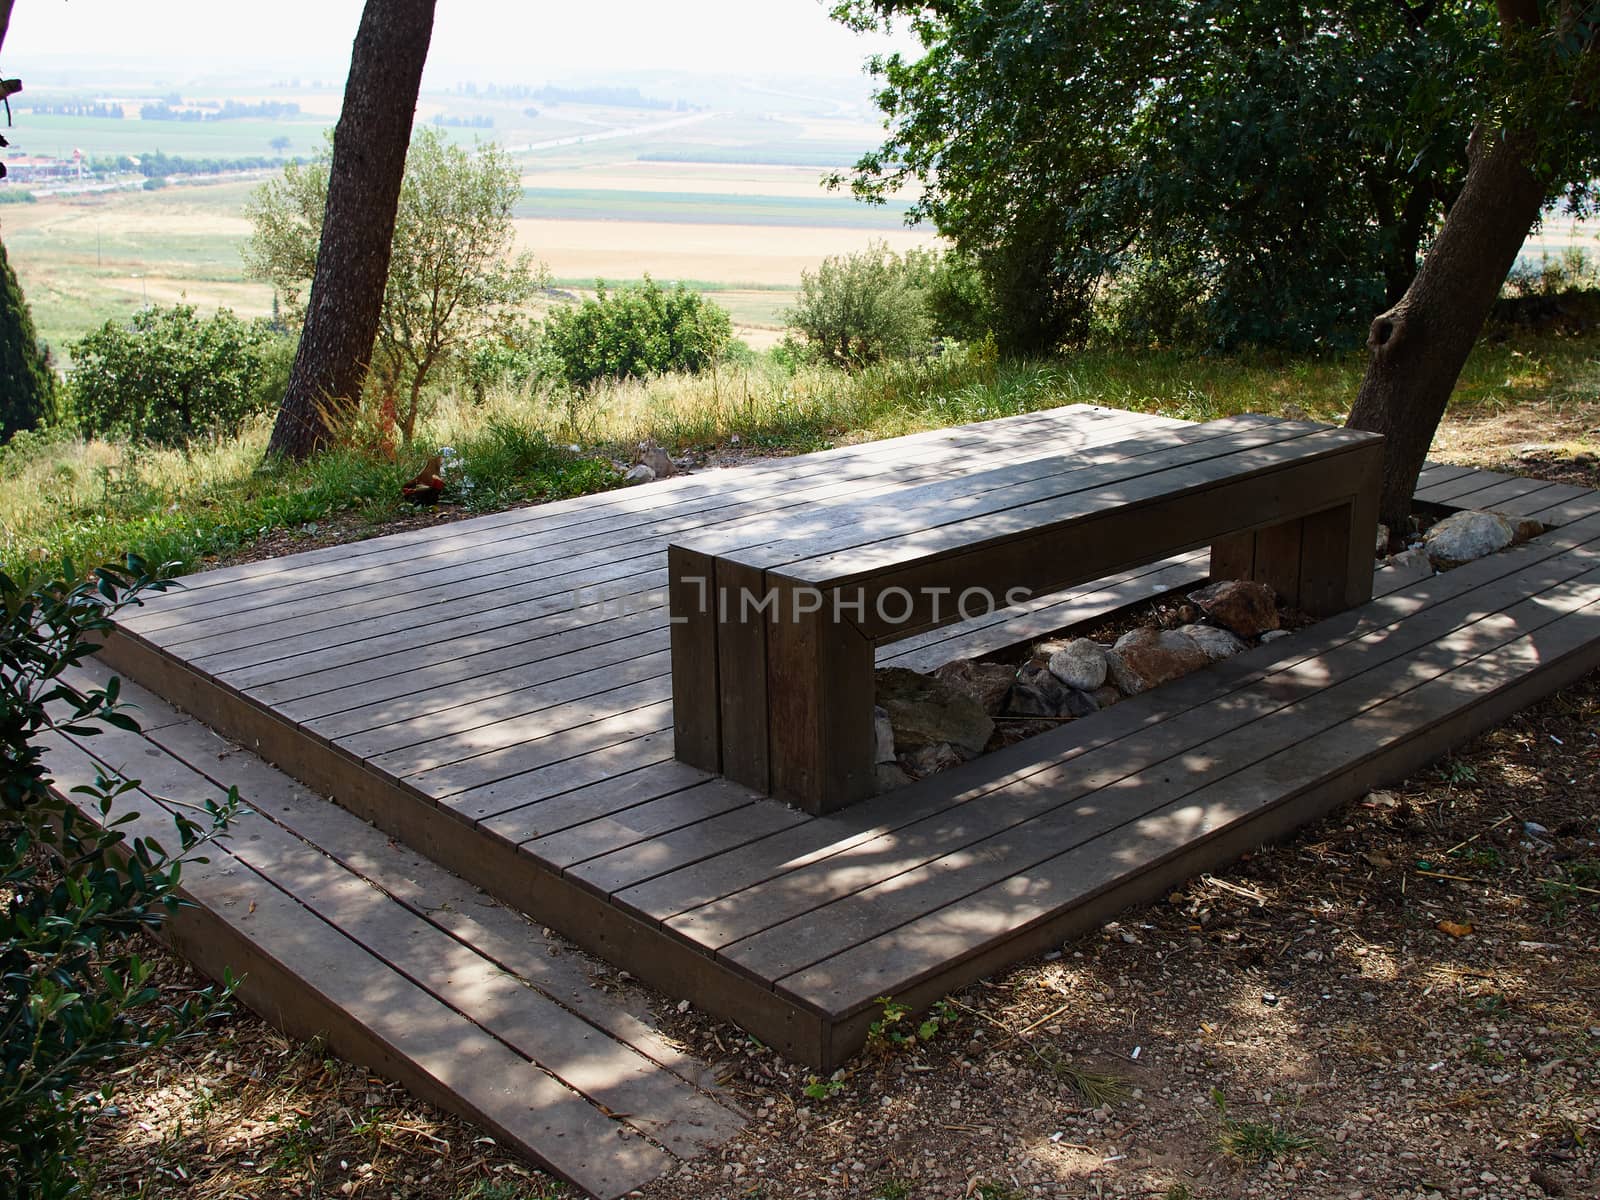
1105;627;1208;695
1091;685;1122;709
638;442;676;478
1178;623;1247;663
873;706;896;764
1382;545;1434;579
1059;685;1099;718
1260;629;1293;643
875;762;913;793
900;743;963;778
622;463;656;485
1424;510;1515;566
933;659;1016;716
1188;579;1280;638
1005;665;1097;719
1485;509;1545;543
875;667;994;757
1046;638;1108;691
1004;669;1067;719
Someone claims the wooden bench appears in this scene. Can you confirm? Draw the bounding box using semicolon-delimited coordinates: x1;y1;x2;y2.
668;416;1383;814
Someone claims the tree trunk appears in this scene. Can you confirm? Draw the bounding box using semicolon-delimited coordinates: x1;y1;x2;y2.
265;0;436;461
1345;127;1546;532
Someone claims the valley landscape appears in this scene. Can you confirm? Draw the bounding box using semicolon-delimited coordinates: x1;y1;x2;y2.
1;70;938;355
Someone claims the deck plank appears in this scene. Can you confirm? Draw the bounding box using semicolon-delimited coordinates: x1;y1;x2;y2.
611;512;1600;923
783;586;1600;1016
127;406;1166;630
93;405;1600;1075
716;560;1600;985
36;732;685;1199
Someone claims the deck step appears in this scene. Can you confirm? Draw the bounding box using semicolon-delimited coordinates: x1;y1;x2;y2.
40;672;745;1200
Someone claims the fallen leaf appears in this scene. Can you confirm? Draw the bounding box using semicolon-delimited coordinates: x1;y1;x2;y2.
1437;920;1474;938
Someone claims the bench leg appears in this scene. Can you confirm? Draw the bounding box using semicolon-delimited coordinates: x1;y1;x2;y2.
765;580;877;815
716;558;773;792
669;544;722;773
1209;495;1380;617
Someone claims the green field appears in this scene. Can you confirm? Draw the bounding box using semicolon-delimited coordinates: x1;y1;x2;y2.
8;113;333;161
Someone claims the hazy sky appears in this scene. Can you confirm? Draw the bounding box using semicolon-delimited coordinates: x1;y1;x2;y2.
6;0;915;80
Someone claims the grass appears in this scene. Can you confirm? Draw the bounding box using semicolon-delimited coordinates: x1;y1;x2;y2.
5;323;1597;577
0;397;617;576
1209;1089;1320;1162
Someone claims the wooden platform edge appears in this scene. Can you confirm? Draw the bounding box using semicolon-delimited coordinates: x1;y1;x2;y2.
813;597;1600;1060
95;625;835;1066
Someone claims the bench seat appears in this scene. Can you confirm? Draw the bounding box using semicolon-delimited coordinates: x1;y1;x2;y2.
669;415;1383;813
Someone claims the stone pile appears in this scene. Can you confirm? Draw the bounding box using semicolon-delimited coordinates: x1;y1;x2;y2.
1375;508;1545;579
873;578;1286;790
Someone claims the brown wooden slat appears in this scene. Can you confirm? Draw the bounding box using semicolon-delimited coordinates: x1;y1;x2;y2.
125;701;719;1088
782;585;1600;1019
1490;480;1591;516
610;511;1600;923
1524;488;1600;526
444;732;683;822
330;647;671;758
1438;474;1562;512
272;612;668;720
36;733;681;1199
368;675;673;779
1414;467;1516;504
678;553;1600;975
155;421;1103;651
128;405;1162;629
880;551;1210;672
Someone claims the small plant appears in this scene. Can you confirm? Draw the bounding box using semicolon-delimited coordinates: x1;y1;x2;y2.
864;994;961;1055
1209;1089;1319;1162
1466;1037;1507;1066
874;1178;913;1200
1436;756;1478;785
1164;1185;1195;1200
802;1074;845;1102
1449;846;1503;871
973;1183;1023;1200
1037;1046;1130;1107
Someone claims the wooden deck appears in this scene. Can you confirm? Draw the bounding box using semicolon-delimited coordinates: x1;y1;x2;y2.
39;667;746;1199
95;403;1600;1090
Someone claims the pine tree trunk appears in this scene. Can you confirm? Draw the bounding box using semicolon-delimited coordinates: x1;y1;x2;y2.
1345;128;1547;532
265;0;437;461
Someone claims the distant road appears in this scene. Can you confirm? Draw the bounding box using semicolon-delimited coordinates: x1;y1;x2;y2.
503;109;724;155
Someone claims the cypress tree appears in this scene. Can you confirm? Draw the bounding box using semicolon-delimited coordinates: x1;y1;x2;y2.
0;236;55;440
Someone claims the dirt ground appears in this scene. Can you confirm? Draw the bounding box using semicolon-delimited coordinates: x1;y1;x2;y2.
75;407;1599;1200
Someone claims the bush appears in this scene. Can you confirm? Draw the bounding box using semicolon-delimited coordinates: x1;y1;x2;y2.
785;241;934;369
2;558;237;1197
0;239;56;443
458;318;555;401
69;305;277;446
543;278;732;387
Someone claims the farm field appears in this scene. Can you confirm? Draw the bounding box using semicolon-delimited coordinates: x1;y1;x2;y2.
2;79;941;356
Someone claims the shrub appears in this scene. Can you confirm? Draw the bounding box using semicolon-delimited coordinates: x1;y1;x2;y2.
785;241;934;369
2;558;237;1197
68;305;277;446
0;239;56;443
459;318;555;401
543;277;732;387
